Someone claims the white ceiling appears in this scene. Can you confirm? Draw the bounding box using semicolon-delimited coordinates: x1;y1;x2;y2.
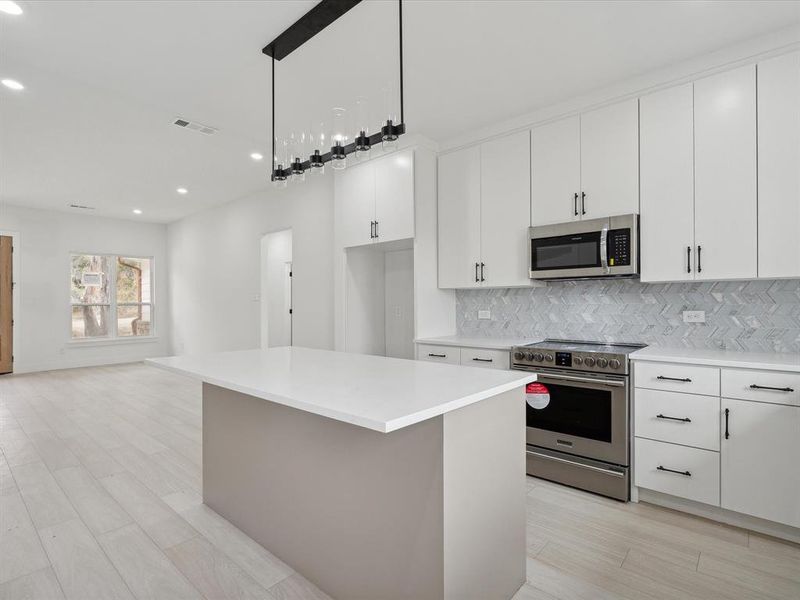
1;0;799;223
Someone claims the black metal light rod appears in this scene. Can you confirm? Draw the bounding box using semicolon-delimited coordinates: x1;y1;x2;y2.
263;0;363;60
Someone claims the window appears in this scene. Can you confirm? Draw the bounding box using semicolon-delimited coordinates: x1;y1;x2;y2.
70;254;153;339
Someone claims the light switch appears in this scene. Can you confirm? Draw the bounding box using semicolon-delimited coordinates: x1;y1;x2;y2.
478;310;491;320
683;310;705;323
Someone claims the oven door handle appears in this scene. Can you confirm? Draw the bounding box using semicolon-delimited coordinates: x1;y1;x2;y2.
527;449;625;478
536;373;625;387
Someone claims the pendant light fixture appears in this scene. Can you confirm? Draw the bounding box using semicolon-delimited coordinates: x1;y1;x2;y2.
263;0;406;185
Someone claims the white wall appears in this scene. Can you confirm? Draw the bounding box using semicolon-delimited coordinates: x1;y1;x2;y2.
0;203;169;373
168;173;334;355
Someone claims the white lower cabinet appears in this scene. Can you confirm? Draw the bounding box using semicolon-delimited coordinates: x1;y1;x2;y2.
635;438;720;506
417;344;460;365
721;398;800;528
634;361;800;530
416;343;510;370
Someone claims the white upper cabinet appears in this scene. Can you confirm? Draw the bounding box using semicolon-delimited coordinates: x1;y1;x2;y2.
721;398;800;528
438;145;481;288
336;149;415;249
375;149;415;244
480;131;531;288
337;161;376;249
531;116;581;226
438;132;531;288
530;99;639;227
694;65;757;280
579;98;640;219
758;51;800;279
640;84;695;282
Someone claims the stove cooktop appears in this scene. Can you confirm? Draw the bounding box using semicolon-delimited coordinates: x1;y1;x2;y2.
511;339;647;375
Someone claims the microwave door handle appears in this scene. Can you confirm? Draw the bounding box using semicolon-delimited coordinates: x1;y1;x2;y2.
600;224;609;272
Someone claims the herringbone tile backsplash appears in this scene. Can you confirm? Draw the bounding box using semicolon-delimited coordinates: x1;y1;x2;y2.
456;279;800;354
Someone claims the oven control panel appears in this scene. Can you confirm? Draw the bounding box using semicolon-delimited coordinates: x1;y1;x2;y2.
512;348;628;374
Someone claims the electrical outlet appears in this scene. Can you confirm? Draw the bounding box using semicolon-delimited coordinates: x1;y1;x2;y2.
478;310;491;320
683;310;706;324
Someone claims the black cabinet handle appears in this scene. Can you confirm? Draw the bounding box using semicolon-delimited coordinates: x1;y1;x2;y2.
475;262;480;282
749;384;795;392
472;357;493;363
480;262;485;282
573;192;579;216
657;376;692;382
374;221;379;238
657;466;692;477
581;191;586;215
656;414;692;423
427;353;446;358
697;245;702;273
724;408;730;439
370;221;375;239
687;246;692;274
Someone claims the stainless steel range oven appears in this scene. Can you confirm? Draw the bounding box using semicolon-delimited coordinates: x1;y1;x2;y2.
512;340;645;501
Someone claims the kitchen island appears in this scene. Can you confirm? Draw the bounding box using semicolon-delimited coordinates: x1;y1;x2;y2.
148;347;536;600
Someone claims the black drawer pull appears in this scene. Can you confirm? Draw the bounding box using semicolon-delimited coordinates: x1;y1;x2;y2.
657;376;692;382
657;466;691;477
724;408;730;439
749;384;794;393
656;414;691;423
472;357;493;363
427;353;447;358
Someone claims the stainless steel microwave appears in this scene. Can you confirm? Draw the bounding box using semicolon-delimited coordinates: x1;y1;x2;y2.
529;214;639;280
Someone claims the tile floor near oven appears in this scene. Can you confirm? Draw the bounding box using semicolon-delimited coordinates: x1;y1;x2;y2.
1;363;799;600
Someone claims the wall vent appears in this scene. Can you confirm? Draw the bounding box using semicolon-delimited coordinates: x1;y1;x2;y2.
69;204;96;210
172;117;218;136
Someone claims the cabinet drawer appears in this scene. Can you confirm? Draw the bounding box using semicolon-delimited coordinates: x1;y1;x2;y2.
634;438;719;506
459;348;510;370
635;362;719;396
417;344;460;365
721;369;800;406
635;389;720;451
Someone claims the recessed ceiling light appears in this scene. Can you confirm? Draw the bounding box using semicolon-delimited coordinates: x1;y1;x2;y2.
0;1;23;16
1;79;24;91
132;209;143;215
176;187;188;195
250;152;264;161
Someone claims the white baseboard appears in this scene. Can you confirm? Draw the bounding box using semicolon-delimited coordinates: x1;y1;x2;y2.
12;356;148;374
637;487;800;544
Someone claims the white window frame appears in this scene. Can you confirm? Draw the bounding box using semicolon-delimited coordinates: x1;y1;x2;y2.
68;253;156;343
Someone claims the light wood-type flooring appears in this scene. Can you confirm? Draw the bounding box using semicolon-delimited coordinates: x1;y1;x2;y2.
1;363;799;600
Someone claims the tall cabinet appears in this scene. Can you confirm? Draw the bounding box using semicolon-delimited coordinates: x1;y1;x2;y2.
757;51;800;279
437;130;530;289
531;98;639;226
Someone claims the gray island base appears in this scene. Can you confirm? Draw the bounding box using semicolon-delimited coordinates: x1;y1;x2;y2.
203;383;526;600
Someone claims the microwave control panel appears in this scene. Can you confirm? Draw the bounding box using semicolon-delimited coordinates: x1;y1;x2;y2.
607;229;631;267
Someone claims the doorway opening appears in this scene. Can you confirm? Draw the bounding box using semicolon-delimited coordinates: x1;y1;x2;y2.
260;229;293;349
0;235;13;374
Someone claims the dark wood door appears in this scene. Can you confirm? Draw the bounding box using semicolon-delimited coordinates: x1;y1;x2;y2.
0;236;12;374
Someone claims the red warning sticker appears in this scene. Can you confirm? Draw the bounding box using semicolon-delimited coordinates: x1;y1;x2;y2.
526;382;550;409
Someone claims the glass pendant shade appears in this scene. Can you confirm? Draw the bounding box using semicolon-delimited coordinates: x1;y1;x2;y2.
289;132;305;182
354;96;371;162
330;107;348;170
381;82;400;151
309;122;325;175
273;137;288;188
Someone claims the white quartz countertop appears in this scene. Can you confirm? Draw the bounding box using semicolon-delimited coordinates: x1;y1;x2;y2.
630;346;800;373
415;335;539;351
147;347;536;433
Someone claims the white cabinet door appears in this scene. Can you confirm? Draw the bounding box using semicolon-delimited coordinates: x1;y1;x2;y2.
721;398;800;527
694;65;757;280
337;162;375;249
480;131;531;287
531;116;581;226
438;146;481;288
375;149;415;244
640;84;696;282
758;51;800;278
580;98;640;219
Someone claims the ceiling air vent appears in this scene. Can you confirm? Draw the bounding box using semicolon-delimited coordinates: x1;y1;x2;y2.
172;117;218;136
69;204;96;210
